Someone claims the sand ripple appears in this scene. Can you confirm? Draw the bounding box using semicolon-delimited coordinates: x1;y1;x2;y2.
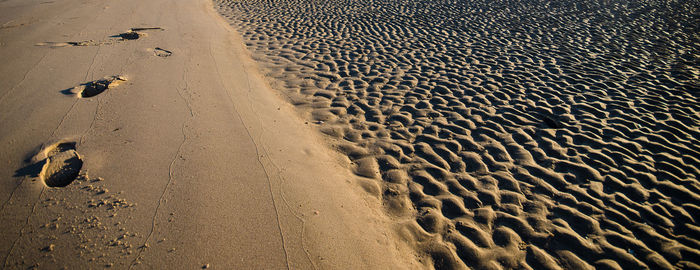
215;0;700;268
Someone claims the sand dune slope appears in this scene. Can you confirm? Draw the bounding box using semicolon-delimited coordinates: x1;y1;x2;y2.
215;0;700;269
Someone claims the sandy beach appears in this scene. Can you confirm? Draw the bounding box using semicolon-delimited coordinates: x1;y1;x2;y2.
0;0;418;268
2;0;699;269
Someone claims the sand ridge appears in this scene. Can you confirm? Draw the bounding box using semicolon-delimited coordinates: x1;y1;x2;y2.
215;0;700;268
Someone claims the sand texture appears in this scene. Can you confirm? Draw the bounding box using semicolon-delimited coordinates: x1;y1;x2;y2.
0;0;420;268
214;0;700;269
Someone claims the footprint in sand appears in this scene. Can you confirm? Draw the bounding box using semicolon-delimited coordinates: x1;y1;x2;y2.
112;27;164;40
116;31;142;40
153;47;173;57
130;27;164;32
35;40;103;47
35;142;83;187
62;75;127;98
36;27;164;47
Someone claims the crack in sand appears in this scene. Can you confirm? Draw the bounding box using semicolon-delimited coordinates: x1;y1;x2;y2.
49;99;79;139
0;53;50;215
262;148;317;270
210;43;293;270
0;53;47;107
126;15;175;269
47;44;101;139
240;59;316;270
2;187;45;268
1;45;96;262
129;61;193;269
245;74;316;270
0;186;17;216
79;97;101;146
84;45;101;81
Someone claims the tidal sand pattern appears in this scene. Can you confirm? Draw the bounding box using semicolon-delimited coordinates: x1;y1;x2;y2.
215;0;699;269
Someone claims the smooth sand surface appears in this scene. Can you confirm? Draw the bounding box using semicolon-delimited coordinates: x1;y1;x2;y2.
0;0;419;268
214;0;700;269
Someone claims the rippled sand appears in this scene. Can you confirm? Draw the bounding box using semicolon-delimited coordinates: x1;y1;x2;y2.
215;0;699;268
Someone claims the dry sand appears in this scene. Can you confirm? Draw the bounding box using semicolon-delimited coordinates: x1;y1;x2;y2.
0;0;420;268
212;0;700;269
